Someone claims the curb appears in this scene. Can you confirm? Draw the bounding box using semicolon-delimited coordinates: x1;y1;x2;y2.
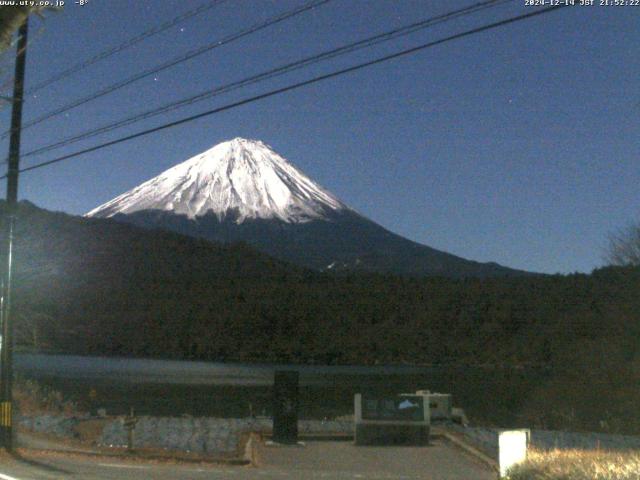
439;431;499;475
14;446;250;466
262;433;353;442
17;430;250;465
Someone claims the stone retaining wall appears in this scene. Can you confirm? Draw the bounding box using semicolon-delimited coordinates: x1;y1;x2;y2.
99;417;351;454
18;414;352;455
18;414;86;439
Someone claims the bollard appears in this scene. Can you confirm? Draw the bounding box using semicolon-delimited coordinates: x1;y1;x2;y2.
498;429;529;478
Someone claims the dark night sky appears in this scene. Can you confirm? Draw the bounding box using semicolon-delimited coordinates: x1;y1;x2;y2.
0;0;637;274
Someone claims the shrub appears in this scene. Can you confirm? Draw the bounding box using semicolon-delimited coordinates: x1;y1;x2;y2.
13;378;81;417
508;449;640;480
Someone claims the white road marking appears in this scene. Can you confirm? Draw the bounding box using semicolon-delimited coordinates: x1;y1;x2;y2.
97;463;150;470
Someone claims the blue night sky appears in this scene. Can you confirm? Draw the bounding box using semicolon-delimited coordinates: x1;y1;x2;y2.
0;0;637;274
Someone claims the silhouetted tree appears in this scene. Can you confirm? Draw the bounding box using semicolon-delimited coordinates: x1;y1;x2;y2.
605;222;640;266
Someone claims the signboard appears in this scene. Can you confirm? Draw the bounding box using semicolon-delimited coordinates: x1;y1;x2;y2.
361;396;425;422
354;394;430;445
273;370;299;444
404;391;452;420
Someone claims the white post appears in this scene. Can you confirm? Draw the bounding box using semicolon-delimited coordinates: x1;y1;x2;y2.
498;429;529;478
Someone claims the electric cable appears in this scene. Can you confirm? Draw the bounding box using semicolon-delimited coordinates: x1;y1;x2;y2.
21;0;227;96
1;0;331;139
2;4;567;179
22;0;513;160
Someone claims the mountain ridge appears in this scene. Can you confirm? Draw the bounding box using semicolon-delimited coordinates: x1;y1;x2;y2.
88;137;532;278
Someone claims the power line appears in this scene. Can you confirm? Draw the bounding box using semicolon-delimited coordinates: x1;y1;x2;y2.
20;0;227;96
4;4;567;179
2;0;331;139
0;19;52;111
22;0;513;160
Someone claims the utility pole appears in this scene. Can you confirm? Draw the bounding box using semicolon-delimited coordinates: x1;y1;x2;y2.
0;18;28;451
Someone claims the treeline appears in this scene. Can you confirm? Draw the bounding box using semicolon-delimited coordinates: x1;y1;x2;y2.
5;201;640;432
6;201;639;366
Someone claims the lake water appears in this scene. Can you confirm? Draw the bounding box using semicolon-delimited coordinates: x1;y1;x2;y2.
15;353;547;423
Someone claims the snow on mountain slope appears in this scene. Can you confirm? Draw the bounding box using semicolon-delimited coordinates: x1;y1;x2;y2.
87;138;347;223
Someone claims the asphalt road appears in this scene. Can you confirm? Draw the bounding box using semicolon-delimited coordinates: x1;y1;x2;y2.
257;438;496;480
0;438;496;480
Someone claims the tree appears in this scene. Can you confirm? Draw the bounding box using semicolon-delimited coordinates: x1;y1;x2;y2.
0;5;63;51
605;223;640;266
0;7;31;53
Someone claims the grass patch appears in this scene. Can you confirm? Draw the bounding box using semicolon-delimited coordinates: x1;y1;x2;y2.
508;449;640;480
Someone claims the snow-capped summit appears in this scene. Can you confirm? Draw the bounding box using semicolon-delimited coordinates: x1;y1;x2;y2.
86;137;529;278
86;138;347;223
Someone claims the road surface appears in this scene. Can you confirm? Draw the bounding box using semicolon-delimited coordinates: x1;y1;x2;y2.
0;437;495;480
256;438;496;480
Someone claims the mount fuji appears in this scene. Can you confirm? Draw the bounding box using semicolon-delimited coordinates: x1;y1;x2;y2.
87;138;527;277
